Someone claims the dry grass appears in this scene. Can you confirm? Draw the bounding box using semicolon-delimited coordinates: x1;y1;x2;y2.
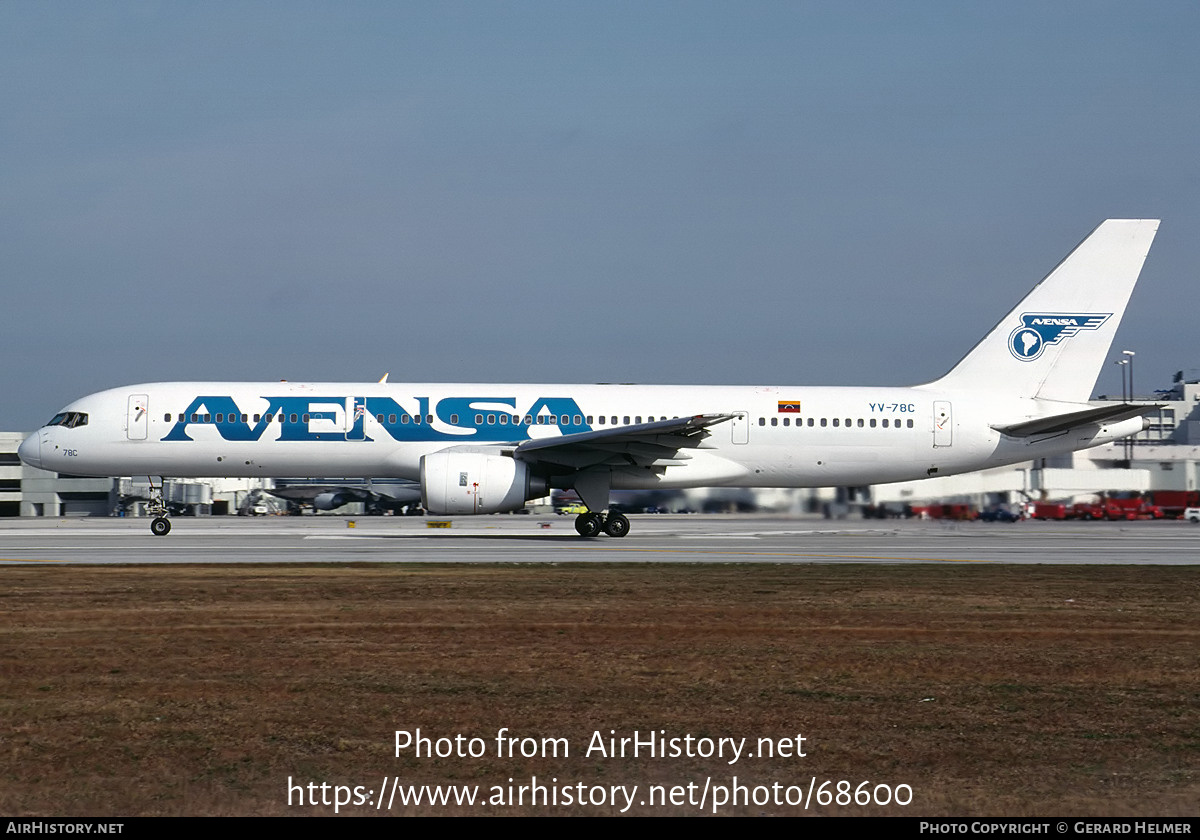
0;563;1196;815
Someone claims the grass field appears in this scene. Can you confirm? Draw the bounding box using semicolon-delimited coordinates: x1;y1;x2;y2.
1;563;1196;816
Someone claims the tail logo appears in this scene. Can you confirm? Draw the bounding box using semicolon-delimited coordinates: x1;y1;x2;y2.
1007;313;1111;361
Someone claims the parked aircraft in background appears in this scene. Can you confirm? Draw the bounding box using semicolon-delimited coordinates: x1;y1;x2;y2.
264;479;422;515
20;220;1161;538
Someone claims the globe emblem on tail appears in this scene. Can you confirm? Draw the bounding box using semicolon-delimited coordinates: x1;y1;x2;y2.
1007;313;1111;362
1014;329;1043;359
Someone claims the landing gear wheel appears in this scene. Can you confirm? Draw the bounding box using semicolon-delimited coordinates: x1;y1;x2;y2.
602;512;630;538
145;477;171;536
574;512;603;538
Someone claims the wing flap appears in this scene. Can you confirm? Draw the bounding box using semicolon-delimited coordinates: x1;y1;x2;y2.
515;414;733;470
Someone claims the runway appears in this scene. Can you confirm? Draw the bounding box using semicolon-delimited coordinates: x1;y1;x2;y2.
2;514;1200;564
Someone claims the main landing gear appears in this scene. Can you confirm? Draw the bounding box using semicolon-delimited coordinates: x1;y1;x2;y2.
146;477;171;536
574;511;630;539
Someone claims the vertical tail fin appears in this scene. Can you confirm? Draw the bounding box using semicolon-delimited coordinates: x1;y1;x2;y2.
928;219;1159;402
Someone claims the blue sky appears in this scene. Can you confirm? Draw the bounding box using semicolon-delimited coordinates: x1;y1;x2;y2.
3;2;1198;431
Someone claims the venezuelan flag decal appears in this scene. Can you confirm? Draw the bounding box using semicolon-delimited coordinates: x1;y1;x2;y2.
777;401;801;413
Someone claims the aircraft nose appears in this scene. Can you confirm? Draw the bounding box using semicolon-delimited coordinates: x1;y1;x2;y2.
17;432;41;469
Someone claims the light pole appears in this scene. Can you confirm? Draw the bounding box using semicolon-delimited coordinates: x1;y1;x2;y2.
1122;350;1136;401
1115;358;1131;464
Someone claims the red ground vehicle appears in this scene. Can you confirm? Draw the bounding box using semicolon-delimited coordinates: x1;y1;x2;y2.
1069;495;1164;520
1149;491;1200;519
1104;497;1163;519
1031;503;1068;520
1069;502;1106;520
921;503;978;520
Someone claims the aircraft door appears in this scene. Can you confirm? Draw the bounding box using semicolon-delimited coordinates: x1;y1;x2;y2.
127;394;148;440
346;397;366;441
933;401;952;448
731;411;749;444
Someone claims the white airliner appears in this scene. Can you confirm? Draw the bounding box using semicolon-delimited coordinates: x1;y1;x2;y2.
20;219;1161;538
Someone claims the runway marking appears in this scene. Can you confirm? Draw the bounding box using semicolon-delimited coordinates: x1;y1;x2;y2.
306;535;385;540
297;534;984;561
565;546;988;562
0;558;62;563
677;535;762;540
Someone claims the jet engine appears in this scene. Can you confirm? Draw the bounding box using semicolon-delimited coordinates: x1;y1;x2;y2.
421;449;548;515
313;492;351;511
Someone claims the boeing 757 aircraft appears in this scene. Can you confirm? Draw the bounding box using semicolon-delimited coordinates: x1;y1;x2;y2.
20;220;1161;537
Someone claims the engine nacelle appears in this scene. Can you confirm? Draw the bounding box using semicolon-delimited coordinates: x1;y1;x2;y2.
313;492;351;511
421;449;548;515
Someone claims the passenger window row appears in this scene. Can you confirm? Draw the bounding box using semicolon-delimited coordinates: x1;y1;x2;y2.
159;412;682;427
157;411;693;430
758;416;914;429
157;411;913;432
166;413;314;424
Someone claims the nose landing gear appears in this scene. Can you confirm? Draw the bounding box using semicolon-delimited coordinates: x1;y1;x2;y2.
146;477;172;536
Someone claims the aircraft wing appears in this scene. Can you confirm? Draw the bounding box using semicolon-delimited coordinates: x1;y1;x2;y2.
992;403;1160;437
514;414;735;471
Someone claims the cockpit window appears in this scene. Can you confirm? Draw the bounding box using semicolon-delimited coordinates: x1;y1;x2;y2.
47;412;88;428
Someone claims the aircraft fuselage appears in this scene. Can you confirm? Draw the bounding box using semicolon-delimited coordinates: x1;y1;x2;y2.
20;380;1143;490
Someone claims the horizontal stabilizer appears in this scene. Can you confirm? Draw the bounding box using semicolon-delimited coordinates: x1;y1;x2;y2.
992;403;1159;437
